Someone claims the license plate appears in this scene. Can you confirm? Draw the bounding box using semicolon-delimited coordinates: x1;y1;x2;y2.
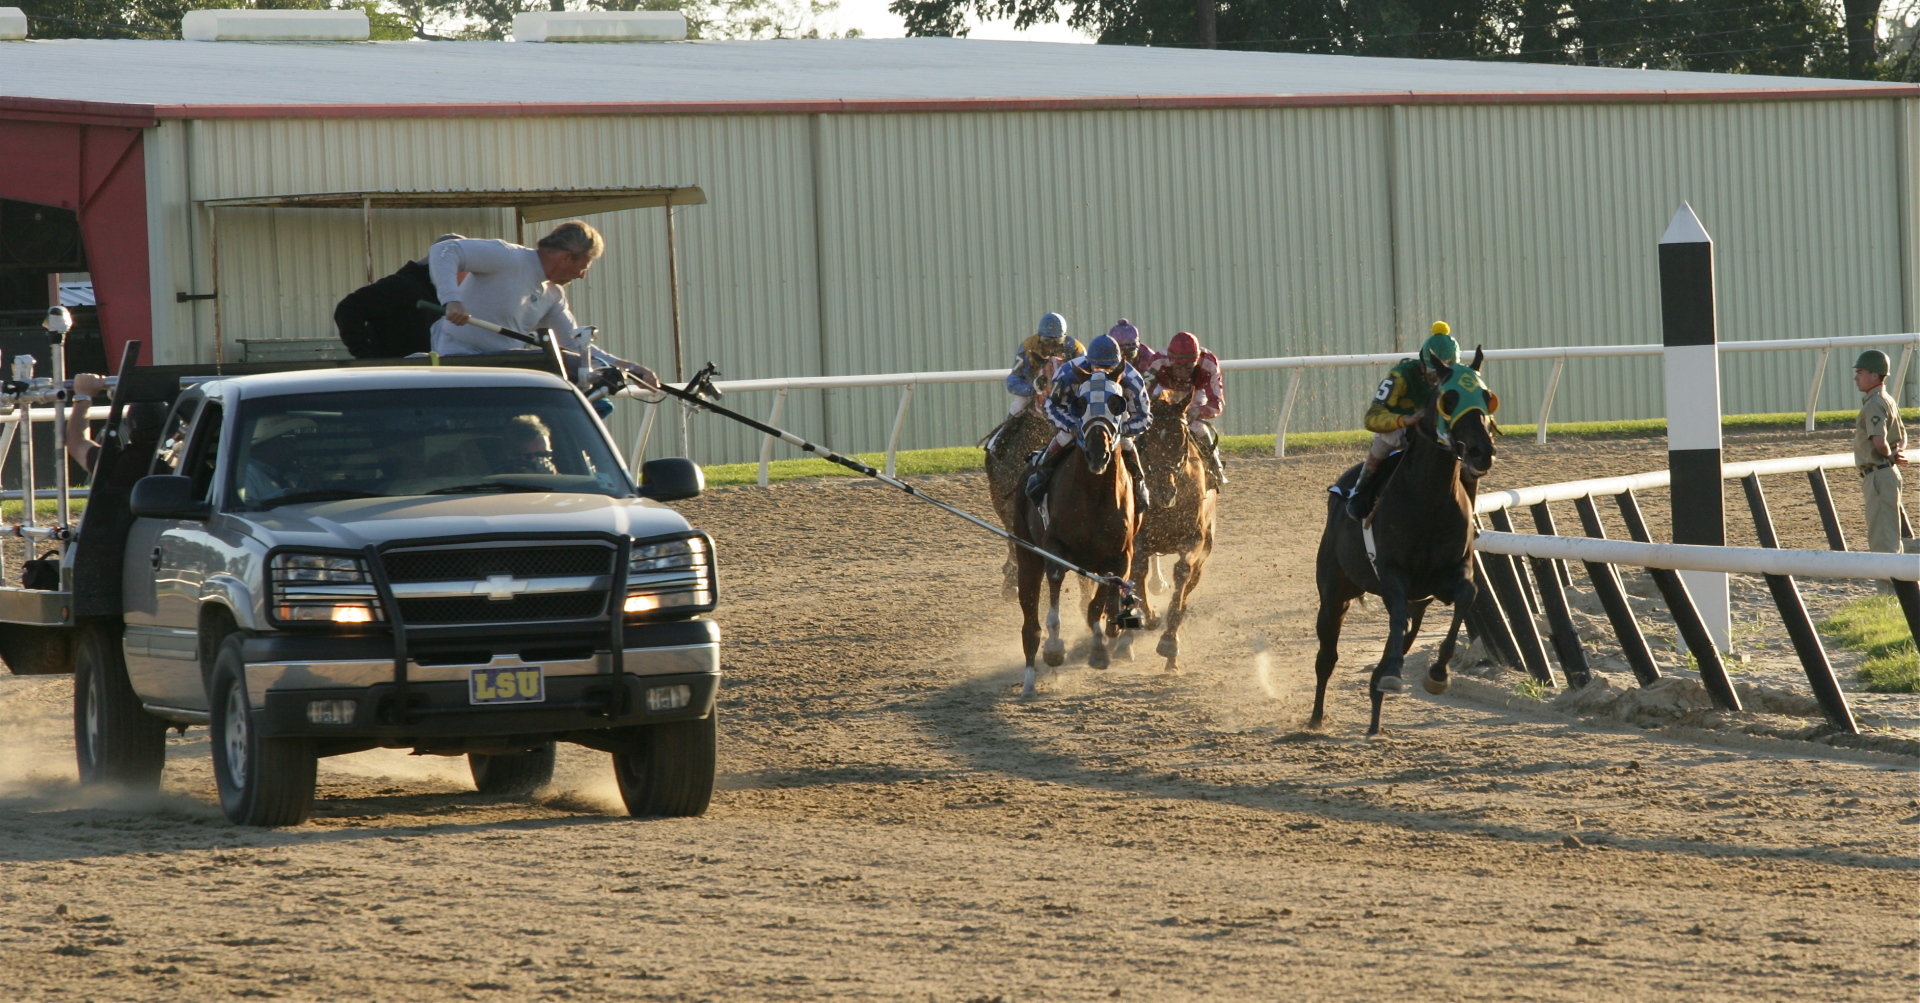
469;665;545;705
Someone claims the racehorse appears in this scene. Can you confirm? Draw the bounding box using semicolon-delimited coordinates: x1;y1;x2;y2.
985;361;1066;602
1121;395;1216;672
1311;350;1499;735
1015;406;1140;698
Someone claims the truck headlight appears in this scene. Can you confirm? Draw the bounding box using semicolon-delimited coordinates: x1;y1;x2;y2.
270;552;383;625
625;533;715;619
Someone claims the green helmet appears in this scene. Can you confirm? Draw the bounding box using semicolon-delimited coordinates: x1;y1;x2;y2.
1854;350;1890;377
1420;323;1460;370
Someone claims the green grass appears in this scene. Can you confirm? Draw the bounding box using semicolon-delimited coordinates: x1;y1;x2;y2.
697;407;1919;487
1820;595;1918;693
1;498;83;523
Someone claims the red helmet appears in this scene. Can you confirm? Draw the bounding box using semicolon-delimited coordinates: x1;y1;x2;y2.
1167;331;1201;360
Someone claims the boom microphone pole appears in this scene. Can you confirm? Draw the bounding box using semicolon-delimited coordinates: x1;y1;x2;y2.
413;302;1144;625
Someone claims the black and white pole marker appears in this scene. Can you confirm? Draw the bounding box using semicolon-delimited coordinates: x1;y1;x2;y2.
1659;201;1730;653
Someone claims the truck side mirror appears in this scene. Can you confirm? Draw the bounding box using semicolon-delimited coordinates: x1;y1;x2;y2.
130;475;212;521
638;458;703;502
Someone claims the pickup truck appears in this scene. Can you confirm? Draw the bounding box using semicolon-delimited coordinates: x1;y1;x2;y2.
0;358;720;826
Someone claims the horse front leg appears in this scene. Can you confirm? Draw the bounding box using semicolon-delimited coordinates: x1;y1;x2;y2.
1425;574;1476;695
1002;541;1020;603
1042;569;1067;668
1085;581;1114;670
1018;553;1045;698
1311;591;1354;730
1157;546;1208;674
1369;576;1412;736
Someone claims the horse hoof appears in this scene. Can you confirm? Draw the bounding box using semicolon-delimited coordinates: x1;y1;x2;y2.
1088;649;1111;671
1424;676;1450;695
1155;635;1179;659
1374;674;1404;694
1146;615;1164;632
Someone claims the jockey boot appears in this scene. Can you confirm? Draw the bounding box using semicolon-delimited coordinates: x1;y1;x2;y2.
1024;442;1065;506
1121;444;1152;510
1344;463;1382;521
1203;439;1228;489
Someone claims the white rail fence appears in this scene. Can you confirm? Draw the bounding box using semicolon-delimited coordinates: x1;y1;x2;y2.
615;332;1918;485
1466;450;1918;738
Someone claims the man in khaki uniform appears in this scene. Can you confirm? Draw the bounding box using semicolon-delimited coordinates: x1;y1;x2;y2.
1852;350;1908;554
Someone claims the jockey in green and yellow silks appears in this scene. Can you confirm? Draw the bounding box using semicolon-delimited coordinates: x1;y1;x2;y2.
1345;322;1459;521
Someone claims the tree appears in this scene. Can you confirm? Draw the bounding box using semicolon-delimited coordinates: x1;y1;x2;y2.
890;0;1871;77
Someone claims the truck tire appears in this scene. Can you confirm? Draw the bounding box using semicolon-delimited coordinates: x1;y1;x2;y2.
72;623;167;791
208;636;316;826
469;742;556;796
611;713;716;818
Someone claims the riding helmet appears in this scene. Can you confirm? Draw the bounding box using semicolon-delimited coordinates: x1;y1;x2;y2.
1855;350;1890;377
1038;312;1068;340
1108;319;1140;345
1420;324;1460;369
1085;333;1123;368
1167;331;1201;359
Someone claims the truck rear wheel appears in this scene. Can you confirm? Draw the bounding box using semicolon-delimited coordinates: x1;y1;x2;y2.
611;714;715;818
209;637;316;826
469;742;556;796
73;623;167;790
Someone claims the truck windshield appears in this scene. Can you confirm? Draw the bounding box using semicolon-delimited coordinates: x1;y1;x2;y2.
229;387;634;510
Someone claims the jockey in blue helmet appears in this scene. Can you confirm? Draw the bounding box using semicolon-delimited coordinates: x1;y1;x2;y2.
1005;311;1086;418
1025;332;1153;509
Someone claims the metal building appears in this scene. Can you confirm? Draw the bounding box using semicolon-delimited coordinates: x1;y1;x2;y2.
1;38;1915;463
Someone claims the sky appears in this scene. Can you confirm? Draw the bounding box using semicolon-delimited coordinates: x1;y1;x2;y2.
823;0;1092;42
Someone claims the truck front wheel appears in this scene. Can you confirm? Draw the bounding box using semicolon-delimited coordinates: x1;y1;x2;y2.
611;714;715;818
469;742;556;796
209;637;316;826
73;623;167;790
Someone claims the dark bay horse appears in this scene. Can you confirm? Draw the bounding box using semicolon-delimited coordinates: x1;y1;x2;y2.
1122;395;1217;672
1015;411;1139;698
1312;351;1499;734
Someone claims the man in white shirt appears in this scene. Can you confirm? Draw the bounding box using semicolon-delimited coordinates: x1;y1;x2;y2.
430;221;658;407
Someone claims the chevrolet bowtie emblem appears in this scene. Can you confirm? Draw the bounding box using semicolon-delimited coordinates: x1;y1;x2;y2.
475;574;529;601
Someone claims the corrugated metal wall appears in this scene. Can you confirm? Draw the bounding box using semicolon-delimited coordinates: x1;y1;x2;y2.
143;96;1917;466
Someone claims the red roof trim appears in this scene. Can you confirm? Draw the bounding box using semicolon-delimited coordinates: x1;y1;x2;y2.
5;86;1914;125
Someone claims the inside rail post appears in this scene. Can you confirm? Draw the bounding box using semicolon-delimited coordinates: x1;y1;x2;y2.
1614;488;1742;711
629;399;657;472
1527;502;1593;687
1805;468;1849;552
1740;473;1857;733
1803;346;1830;431
1534;354;1565;445
1892;580;1920;651
758;388;787;487
1466;551;1525;671
885;383;915;478
1572;493;1661;686
1485;508;1540;615
1476;512;1555;684
1892;343;1914;406
1273;367;1302;458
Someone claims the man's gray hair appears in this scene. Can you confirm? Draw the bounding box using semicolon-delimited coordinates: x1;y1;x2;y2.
537;221;604;261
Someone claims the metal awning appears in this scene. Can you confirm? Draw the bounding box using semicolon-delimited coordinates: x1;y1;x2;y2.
198;185;707;224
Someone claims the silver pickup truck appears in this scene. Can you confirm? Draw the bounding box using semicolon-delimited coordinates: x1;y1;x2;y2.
1;361;719;826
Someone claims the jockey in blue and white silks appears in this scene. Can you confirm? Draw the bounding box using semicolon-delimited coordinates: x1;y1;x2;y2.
1024;332;1153;509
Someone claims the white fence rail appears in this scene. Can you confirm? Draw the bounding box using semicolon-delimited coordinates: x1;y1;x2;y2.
1473;453;1857;515
1475;532;1918;581
615;331;1918;484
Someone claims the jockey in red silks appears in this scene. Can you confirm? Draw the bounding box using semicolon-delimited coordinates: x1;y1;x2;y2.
1107;318;1159;373
1141;331;1227;489
1025;332;1154;510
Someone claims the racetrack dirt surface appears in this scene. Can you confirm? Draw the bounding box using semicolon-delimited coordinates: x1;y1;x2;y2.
2;428;1916;1002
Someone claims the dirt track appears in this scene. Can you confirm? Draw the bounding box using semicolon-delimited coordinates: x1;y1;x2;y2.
2;428;1916;1002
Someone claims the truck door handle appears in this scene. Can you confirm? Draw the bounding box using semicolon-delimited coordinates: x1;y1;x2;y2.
150;546;163;570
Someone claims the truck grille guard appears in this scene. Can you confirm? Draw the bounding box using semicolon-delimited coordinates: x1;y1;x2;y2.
362;531;633;727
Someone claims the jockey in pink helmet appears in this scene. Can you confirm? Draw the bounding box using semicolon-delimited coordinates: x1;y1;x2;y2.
1140;330;1227;489
1106;318;1160;373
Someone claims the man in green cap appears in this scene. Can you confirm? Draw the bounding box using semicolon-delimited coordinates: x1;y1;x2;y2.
1344;321;1458;521
1852;350;1909;555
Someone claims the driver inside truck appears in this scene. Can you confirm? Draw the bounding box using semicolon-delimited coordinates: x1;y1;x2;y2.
493;414;560;476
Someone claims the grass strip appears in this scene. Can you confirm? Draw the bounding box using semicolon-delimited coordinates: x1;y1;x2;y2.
1819;595;1918;693
705;408;1916;487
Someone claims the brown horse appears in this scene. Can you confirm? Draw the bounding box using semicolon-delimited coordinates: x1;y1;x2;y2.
984;409;1056;602
1311;349;1499;735
1015;411;1139;698
1120;395;1216;672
